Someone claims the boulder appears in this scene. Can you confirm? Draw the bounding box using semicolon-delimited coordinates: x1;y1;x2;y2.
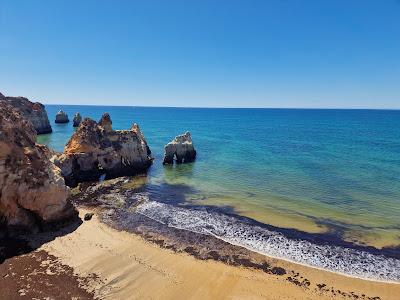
0;102;75;234
55;110;69;123
0;92;52;134
72;112;82;127
54;113;153;187
163;132;196;164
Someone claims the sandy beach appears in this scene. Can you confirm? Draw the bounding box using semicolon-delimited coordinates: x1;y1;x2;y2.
5;208;392;300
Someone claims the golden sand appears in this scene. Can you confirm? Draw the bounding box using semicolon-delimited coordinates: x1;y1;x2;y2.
36;209;399;300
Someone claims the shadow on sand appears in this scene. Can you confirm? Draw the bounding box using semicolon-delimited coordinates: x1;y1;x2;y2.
0;214;82;264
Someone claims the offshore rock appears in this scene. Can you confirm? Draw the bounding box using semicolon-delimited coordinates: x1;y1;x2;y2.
73;112;82;127
0;102;75;234
55;110;69;123
163;132;196;164
54;113;152;187
0;92;52;134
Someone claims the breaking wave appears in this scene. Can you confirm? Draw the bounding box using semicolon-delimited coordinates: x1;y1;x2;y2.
135;200;400;282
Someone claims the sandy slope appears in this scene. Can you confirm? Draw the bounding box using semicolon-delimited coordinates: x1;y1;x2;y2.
35;209;400;300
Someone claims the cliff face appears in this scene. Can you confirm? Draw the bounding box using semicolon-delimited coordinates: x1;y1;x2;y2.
54;113;152;187
163;132;196;164
0;92;52;134
0;102;75;234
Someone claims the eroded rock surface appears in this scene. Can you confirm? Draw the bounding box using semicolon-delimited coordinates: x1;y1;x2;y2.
163;132;196;164
55;110;69;123
54;113;152;187
0;92;52;134
72;113;82;127
0;102;75;234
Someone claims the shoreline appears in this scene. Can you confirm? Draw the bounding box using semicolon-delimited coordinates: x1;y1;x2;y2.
213;234;400;285
69;177;400;283
136;206;400;284
36;208;400;299
2;207;399;299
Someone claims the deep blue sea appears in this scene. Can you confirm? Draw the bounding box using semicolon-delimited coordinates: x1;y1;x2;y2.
38;105;400;281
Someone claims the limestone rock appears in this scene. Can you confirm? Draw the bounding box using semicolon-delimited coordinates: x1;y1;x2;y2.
163;132;196;164
0;92;52;134
73;112;82;127
98;112;112;131
0;102;75;234
55;110;69;123
54;113;152;187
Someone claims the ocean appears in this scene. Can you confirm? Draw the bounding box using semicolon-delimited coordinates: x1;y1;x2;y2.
38;105;400;281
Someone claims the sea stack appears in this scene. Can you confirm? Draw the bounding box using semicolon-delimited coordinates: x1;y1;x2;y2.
55;110;69;123
163;132;196;164
54;113;153;186
0;92;52;134
0;102;76;234
73;112;82;127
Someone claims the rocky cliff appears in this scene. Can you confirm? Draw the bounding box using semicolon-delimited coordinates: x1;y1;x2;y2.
163;132;196;164
0;92;52;134
54;113;152;187
0;102;75;234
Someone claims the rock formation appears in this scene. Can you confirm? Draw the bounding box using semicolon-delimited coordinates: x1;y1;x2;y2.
54;113;152;187
98;112;112;131
55;110;69;123
0;102;75;234
163;132;196;164
73;112;82;127
0;92;52;134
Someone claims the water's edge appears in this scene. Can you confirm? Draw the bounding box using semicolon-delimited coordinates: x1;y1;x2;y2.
134;199;400;282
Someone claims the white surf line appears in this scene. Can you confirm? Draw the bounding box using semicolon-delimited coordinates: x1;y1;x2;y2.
133;200;400;284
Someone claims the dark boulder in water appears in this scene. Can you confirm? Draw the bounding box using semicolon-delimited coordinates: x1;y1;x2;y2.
163;132;196;164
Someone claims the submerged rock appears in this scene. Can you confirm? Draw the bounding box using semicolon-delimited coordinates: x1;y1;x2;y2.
0;102;76;234
55;110;69;123
163;132;196;164
72;112;82;127
0;92;52;134
54;113;152;187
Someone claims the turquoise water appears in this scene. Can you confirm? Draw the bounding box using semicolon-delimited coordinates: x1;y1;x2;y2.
38;106;400;250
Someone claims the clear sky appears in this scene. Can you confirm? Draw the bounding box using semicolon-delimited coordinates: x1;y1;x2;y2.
1;0;399;108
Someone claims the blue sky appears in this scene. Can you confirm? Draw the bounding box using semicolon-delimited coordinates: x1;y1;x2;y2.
1;0;399;108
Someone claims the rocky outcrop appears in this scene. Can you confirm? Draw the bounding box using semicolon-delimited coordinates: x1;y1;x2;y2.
0;92;52;134
73;113;82;127
55;110;69;123
163;132;196;164
98;113;112;131
0;102;75;234
54;113;152;187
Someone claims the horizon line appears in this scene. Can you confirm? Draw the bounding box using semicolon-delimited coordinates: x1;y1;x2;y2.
43;103;400;111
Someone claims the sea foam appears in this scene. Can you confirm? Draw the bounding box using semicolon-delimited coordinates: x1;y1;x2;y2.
135;200;400;282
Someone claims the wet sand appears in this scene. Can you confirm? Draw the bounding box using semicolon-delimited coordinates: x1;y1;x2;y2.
20;208;399;300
